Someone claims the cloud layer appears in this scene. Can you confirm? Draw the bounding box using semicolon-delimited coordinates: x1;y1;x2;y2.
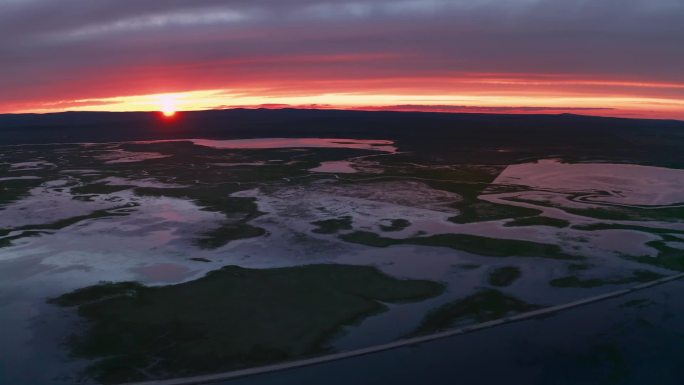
1;0;683;117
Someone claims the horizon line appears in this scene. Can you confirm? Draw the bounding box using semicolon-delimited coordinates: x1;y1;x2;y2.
2;106;683;123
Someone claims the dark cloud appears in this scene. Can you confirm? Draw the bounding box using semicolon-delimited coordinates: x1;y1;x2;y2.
1;0;683;110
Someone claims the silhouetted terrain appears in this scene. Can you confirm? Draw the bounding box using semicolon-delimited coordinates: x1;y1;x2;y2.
1;109;683;166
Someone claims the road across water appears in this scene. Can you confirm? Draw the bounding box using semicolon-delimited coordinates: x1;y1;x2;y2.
125;272;684;385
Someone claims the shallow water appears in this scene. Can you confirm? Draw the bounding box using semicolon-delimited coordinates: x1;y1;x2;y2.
309;160;358;173
494;159;684;206
227;278;684;385
140;137;398;153
1;139;683;384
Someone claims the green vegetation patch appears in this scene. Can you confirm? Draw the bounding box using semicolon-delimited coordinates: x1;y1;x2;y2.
71;183;131;196
412;289;538;335
51;282;144;307
509;196;684;223
488;266;522;287
379;218;411;232
382;164;502;185
504;216;570;228
189;257;212;263
449;202;543;224
567;226;684;271
0;205;134;247
310;216;353;234
566;206;684;223
549;270;664;288
626;239;684;271
195;222;266;249
568;263;593;272
50;264;444;384
619;298;654;309
571;223;684;235
340;231;581;260
0;177;43;208
456;263;481;270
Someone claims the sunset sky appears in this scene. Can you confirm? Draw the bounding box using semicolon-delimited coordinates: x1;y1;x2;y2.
2;0;683;119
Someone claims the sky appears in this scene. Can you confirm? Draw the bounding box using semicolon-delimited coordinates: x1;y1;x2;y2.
1;0;683;119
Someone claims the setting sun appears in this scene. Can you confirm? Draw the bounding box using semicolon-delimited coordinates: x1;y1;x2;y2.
159;94;177;117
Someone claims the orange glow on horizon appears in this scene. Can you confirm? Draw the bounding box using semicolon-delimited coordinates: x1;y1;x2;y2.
6;79;684;120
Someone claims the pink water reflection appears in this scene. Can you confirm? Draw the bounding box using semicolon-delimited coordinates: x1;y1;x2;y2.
138;138;397;153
